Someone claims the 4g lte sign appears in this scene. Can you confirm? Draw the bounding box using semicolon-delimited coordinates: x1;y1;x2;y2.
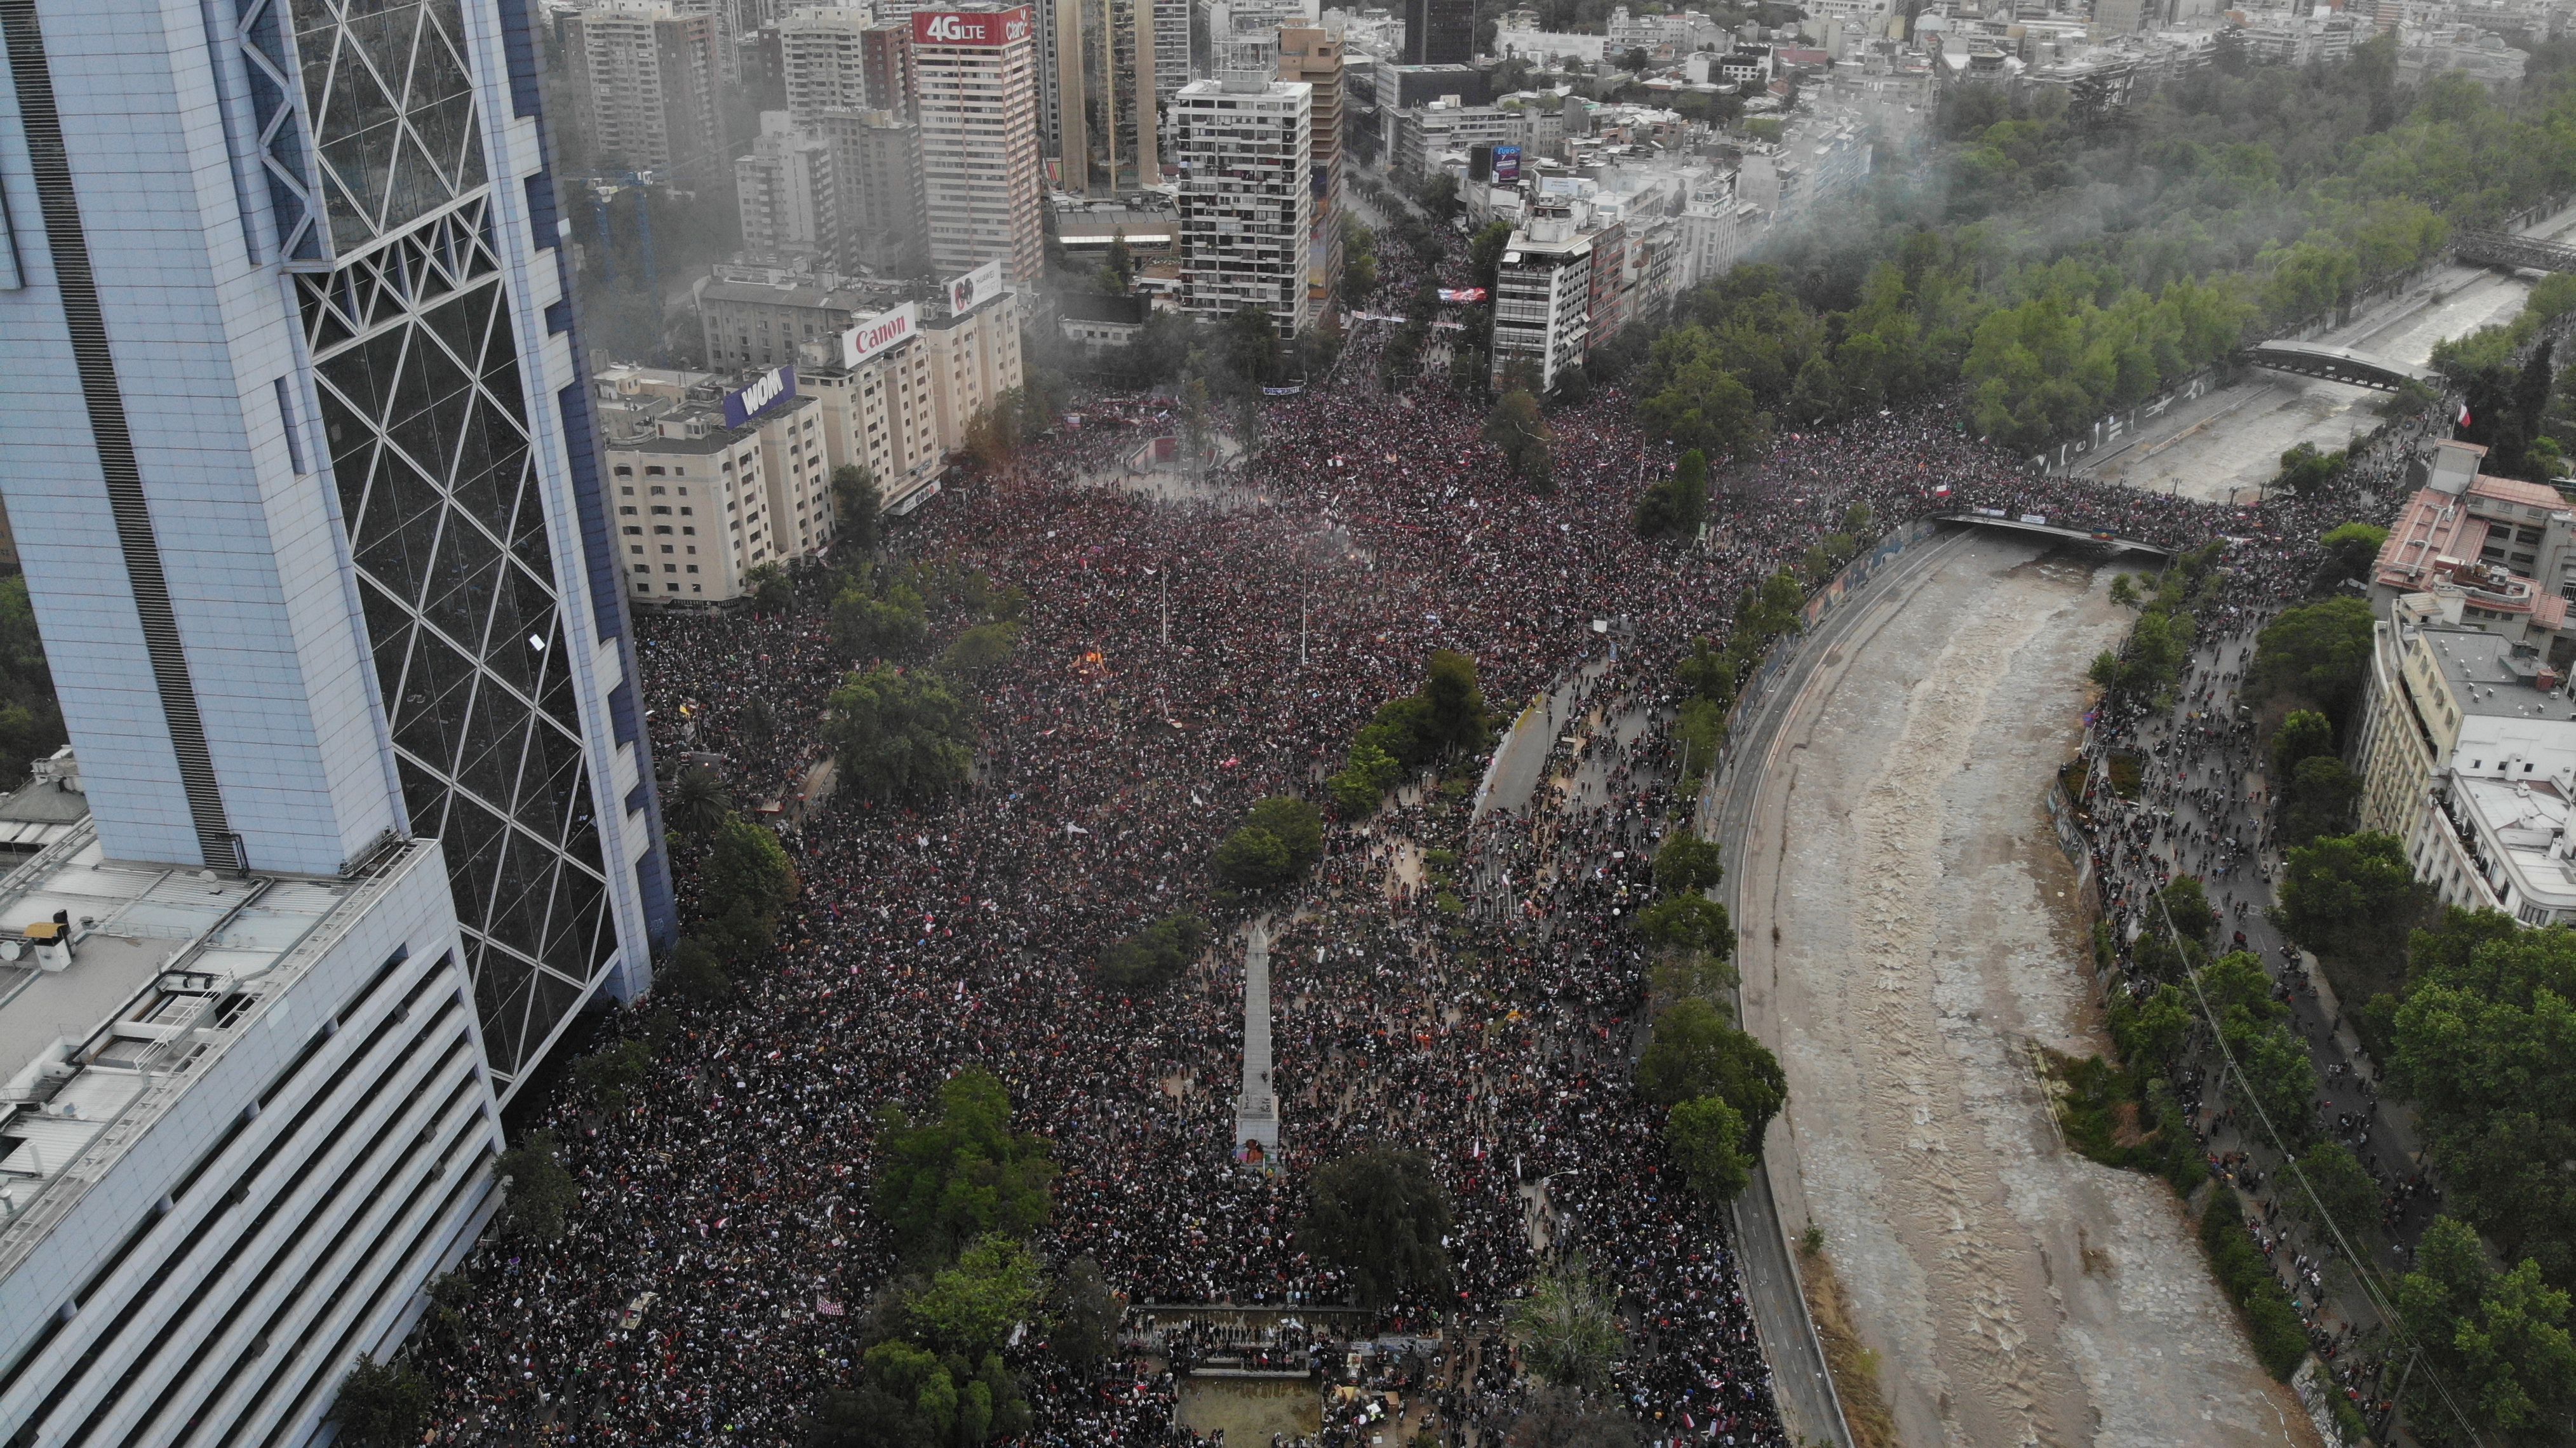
911;8;1030;44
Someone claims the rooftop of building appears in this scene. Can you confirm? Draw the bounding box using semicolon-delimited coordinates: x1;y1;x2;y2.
2413;622;2576;719
0;826;438;1264
2452;770;2576;885
2373;468;2576;610
0;751;88;859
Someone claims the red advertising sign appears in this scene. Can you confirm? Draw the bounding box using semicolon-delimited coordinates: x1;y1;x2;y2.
911;8;1031;45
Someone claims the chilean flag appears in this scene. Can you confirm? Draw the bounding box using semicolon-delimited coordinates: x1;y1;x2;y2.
2459;402;2474;427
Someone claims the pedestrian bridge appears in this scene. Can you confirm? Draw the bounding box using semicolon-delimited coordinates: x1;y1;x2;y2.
2239;340;2439;392
2453;227;2576;274
1934;511;2176;558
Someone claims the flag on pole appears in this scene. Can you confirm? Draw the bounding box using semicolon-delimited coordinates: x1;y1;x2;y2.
2459;401;2474;426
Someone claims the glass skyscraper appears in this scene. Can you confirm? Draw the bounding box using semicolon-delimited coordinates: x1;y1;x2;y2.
0;0;676;1096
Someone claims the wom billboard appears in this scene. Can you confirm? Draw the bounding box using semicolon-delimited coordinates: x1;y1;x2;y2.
912;8;1030;45
721;365;796;429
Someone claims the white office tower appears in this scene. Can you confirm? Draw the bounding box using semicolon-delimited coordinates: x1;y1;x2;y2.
1174;73;1312;336
912;7;1045;283
1491;196;1597;391
737;112;839;258
0;0;681;1426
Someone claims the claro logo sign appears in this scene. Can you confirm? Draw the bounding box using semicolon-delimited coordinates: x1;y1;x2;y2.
840;302;920;368
911;8;1030;44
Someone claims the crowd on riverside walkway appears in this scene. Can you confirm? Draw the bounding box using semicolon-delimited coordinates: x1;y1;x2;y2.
412;260;2436;1444
2069;421;2447;1437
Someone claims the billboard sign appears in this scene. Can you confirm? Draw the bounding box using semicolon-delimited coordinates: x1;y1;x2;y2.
946;258;1004;314
1491;144;1522;183
912;8;1031;45
841;302;920;368
721;364;796;429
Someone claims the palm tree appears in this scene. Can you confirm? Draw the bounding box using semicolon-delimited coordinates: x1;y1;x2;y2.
667;765;732;841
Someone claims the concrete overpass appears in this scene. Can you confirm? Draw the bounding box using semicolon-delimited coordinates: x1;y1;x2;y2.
1934;511;2175;558
2239;340;2441;392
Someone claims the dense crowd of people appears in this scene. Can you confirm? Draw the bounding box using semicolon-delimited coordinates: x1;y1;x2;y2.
406;234;2453;1444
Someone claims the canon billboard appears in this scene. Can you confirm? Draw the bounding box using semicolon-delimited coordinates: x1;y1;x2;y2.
840;302;920;368
911;7;1030;45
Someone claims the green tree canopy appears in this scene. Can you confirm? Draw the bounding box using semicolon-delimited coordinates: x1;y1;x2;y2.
2277;831;2425;977
1212;796;1325;892
1423;648;1489;752
939;621;1021;678
2248;596;2375;726
2291;1140;2381;1239
1301;1148;1453;1308
1047;1256;1122;1365
1635;998;1785;1149
704;814;798;920
2269;709;2335;781
873;1068;1057;1263
2395;1215;2576;1445
1508;1265;1625;1392
666;764;733;840
1652;833;1725;896
1634;895;1733;956
832;464;884;554
497;1129;577;1242
908;1234;1049;1360
1094;913;1210;991
826;665;979;803
1665;1096;1752;1204
2321;521;2388;583
1486;388;1555;488
331;1356;430;1448
2283;754;2362;848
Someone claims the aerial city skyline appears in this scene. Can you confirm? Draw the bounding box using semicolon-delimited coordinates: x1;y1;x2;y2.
1;0;2572;1442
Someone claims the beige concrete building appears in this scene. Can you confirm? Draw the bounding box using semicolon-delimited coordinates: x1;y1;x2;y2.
694;266;906;370
921;288;1025;453
596;361;841;603
1277;27;1344;313
2352;596;2576;923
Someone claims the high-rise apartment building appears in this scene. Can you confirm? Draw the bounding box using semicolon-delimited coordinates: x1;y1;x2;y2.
1154;0;1191;103
781;4;915;124
0;0;673;1431
1050;0;1166;192
567;1;728;180
1402;0;1474;64
1174;74;1313;335
913;7;1045;283
823;109;930;272
738;111;839;258
1277;26;1343;312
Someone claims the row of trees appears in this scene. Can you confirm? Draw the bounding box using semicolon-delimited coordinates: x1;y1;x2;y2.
2266;858;2576;1443
1611;48;2576;466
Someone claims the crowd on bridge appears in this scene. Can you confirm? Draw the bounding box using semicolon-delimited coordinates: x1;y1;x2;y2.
410;244;2431;1445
